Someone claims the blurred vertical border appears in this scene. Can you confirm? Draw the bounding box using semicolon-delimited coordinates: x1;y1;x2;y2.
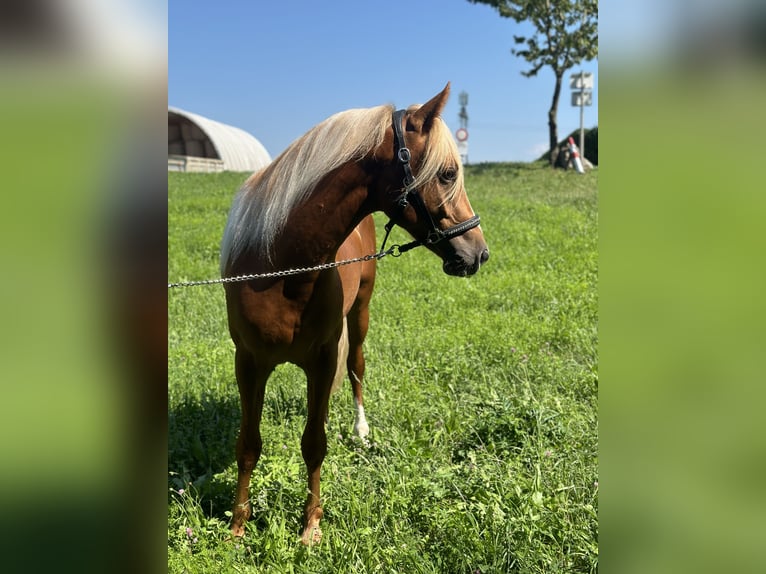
0;1;167;573
600;1;766;572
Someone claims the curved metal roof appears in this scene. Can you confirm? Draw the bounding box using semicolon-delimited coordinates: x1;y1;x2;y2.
168;106;271;172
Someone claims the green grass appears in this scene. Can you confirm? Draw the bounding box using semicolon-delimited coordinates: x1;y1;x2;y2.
168;162;598;573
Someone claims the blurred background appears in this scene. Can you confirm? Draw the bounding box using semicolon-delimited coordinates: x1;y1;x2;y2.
599;0;766;573
0;1;166;573
1;1;764;572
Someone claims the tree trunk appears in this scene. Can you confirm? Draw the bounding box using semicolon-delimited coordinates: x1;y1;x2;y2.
548;71;563;166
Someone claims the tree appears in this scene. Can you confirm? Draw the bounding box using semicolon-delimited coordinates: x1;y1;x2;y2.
468;0;597;165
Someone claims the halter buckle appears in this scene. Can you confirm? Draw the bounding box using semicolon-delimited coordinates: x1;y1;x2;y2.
397;147;411;163
426;229;443;245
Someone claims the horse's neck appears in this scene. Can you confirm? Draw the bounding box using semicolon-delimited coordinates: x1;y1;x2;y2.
279;163;373;266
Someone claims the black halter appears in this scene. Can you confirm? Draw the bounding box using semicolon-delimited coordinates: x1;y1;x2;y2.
380;109;481;254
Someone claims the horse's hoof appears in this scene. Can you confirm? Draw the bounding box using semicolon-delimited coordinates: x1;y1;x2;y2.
353;421;370;440
301;508;323;545
353;434;371;449
300;524;322;545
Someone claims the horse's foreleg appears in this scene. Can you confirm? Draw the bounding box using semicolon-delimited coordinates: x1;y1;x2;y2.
300;345;336;545
231;347;271;538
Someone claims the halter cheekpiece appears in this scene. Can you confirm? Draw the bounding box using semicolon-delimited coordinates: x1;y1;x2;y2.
380;109;481;253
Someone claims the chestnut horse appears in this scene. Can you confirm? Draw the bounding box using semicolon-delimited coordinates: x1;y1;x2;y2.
220;84;488;544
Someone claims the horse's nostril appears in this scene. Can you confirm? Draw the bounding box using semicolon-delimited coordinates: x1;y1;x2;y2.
480;248;490;265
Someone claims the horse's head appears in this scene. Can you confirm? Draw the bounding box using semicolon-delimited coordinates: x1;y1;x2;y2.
378;83;489;277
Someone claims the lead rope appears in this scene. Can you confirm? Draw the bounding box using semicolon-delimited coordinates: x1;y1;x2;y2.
167;246;402;289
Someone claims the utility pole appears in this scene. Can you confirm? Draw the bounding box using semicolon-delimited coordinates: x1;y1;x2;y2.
457;91;469;164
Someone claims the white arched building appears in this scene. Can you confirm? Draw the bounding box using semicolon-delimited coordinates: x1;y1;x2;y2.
168;107;271;173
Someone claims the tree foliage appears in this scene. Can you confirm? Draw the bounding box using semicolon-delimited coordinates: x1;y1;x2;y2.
470;0;597;77
468;0;598;164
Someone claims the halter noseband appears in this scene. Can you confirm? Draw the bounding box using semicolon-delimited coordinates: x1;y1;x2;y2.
380;109;481;253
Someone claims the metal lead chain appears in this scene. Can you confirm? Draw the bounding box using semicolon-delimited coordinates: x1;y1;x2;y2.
168;247;397;289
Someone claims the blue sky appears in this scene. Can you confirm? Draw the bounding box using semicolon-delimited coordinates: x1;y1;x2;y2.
169;0;598;163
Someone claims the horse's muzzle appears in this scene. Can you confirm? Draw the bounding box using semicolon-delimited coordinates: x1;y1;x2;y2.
443;247;489;277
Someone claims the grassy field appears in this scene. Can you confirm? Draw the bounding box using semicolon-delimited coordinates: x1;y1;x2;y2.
168;162;598;573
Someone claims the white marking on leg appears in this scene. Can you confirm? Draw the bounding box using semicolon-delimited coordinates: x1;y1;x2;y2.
353;396;369;439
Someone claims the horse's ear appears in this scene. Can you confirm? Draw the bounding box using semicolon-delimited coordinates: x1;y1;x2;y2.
407;82;451;134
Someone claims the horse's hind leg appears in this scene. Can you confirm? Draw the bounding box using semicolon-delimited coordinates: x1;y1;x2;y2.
347;302;371;439
231;347;272;537
347;254;376;440
300;343;337;545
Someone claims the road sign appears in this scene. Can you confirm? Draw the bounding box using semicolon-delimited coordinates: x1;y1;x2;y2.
570;72;594;90
571;92;593;107
570;70;594;161
455;128;468;142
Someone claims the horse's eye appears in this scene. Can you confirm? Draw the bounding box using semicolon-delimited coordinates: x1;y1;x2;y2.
439;168;457;184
